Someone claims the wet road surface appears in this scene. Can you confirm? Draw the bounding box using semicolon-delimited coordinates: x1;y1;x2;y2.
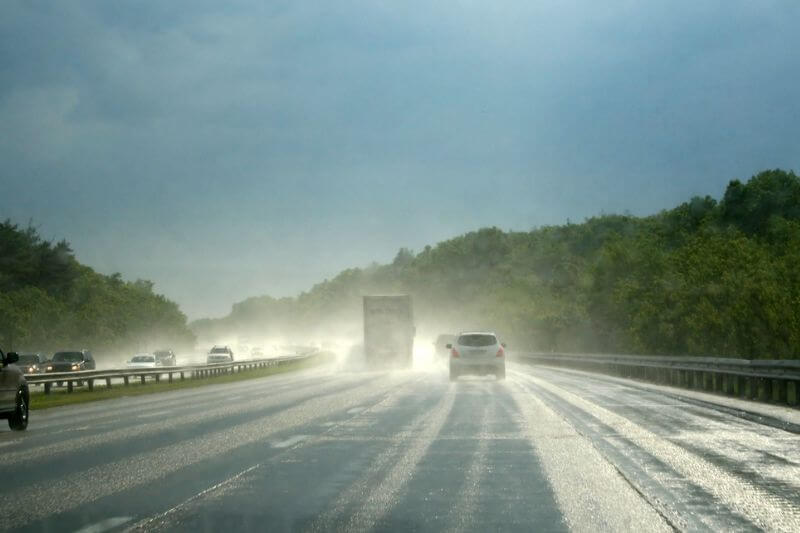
1;362;798;532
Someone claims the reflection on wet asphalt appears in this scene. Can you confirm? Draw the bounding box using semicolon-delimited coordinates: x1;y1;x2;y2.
0;363;798;532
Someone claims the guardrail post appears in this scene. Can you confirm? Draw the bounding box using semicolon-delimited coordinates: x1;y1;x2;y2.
168;372;173;383
772;379;786;404
45;382;51;395
723;374;733;396
88;379;94;392
757;378;770;401
67;381;73;393
124;376;129;386
106;377;112;389
788;381;798;406
140;375;146;385
743;376;752;397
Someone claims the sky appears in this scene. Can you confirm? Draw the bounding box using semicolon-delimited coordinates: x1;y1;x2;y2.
2;0;799;319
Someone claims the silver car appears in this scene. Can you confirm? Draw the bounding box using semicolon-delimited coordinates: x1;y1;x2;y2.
448;332;506;381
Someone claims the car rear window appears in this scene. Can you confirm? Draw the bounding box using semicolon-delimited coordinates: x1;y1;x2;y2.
131;355;154;362
457;334;497;347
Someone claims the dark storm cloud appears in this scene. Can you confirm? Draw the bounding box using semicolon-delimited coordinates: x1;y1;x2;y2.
2;0;799;318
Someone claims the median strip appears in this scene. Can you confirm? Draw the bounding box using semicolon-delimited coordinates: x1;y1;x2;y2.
29;352;334;410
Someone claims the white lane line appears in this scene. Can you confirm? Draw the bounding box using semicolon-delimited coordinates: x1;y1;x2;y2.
123;465;261;532
4;377;363;467
515;370;800;532
271;435;307;448
346;406;365;414
311;386;456;532
125;378;408;532
0;376;401;531
73;516;133;533
507;372;673;533
444;401;490;533
136;410;172;419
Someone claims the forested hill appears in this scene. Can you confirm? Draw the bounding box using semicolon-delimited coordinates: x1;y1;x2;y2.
193;169;800;360
0;222;194;354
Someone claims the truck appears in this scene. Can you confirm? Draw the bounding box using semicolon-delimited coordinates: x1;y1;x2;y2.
363;295;415;368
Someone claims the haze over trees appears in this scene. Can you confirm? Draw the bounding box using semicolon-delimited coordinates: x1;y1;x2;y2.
193;169;800;360
0;221;195;354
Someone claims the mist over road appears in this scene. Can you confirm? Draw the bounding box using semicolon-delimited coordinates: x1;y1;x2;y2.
1;363;798;532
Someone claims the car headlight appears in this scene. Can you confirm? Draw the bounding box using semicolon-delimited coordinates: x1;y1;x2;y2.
71;364;79;370
46;365;53;371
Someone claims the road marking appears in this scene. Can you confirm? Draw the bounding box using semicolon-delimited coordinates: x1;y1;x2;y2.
124;465;261;532
136;410;172;419
0;376;403;531
74;516;133;533
444;401;490;533
271;435;307;448
346;406;365;414
311;385;456;532
124;379;407;532
514;369;800;532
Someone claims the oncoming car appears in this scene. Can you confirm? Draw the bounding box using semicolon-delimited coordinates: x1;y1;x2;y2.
126;354;159;368
17;353;48;374
47;350;96;373
448;332;506;381
207;345;234;364
153;349;176;366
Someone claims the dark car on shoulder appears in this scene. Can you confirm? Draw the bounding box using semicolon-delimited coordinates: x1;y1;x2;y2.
0;349;29;431
17;352;48;374
46;350;96;373
153;349;176;367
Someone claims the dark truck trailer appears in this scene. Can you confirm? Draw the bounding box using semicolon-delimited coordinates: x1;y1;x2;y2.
363;295;415;368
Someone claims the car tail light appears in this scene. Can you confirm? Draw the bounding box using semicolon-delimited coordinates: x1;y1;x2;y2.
450;347;460;358
496;346;505;357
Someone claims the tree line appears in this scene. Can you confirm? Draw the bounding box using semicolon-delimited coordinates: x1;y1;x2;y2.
193;169;800;359
0;221;195;354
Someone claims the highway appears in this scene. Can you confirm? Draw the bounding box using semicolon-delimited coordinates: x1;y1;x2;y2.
1;361;799;532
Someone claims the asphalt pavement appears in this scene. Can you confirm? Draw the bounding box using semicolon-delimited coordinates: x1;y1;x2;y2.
1;361;798;532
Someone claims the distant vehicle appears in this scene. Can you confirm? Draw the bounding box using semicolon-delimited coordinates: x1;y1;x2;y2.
16;352;48;374
433;334;457;358
363;295;415;368
126;353;159;368
0;349;28;431
449;332;506;381
46;350;96;373
251;346;265;358
207;345;234;363
153;349;176;366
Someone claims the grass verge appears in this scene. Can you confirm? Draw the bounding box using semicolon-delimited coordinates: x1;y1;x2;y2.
29;352;334;410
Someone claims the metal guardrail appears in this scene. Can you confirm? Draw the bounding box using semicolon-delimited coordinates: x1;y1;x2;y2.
25;349;320;395
514;352;800;407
